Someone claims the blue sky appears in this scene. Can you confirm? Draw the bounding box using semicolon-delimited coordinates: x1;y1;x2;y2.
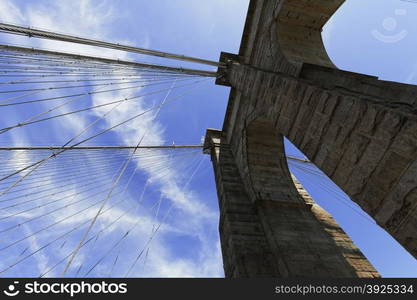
0;0;415;278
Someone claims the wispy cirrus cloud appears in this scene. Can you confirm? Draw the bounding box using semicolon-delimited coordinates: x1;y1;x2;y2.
0;0;222;278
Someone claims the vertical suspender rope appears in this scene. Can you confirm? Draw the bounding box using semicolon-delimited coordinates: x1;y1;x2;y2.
61;80;177;276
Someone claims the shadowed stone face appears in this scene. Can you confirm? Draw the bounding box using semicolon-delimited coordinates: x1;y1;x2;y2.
276;0;345;67
205;0;417;277
204;121;379;277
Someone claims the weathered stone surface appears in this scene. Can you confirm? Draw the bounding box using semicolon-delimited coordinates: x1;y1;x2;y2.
276;0;345;67
204;126;379;277
206;0;417;277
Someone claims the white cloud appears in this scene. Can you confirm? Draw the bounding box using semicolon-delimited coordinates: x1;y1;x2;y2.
21;224;54;276
0;0;222;278
0;0;25;23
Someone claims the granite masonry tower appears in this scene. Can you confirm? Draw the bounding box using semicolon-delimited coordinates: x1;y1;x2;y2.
204;0;417;277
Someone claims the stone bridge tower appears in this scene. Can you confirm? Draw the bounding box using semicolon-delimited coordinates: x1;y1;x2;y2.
204;0;417;277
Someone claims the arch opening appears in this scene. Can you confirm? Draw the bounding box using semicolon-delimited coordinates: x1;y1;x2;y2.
285;138;417;277
239;118;380;277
